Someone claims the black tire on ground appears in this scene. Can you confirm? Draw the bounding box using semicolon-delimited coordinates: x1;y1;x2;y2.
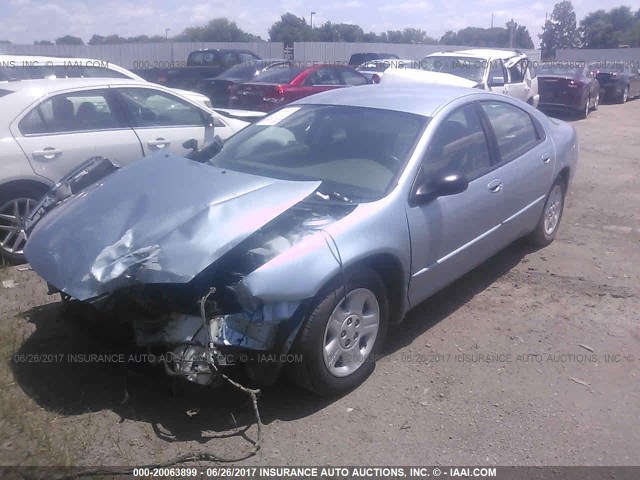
619;85;629;104
290;267;389;396
0;183;48;264
528;177;566;247
579;96;590;119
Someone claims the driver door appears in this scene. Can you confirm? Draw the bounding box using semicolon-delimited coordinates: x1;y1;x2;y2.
406;103;506;306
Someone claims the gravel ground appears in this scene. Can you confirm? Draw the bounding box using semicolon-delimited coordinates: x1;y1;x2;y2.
0;98;638;468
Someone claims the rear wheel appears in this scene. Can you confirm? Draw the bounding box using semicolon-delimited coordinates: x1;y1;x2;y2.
619;85;629;103
592;91;600;111
0;185;47;264
528;178;565;247
579;96;590;119
291;268;388;396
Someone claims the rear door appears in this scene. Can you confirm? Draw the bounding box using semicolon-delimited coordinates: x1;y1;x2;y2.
10;88;143;182
478;100;554;239
114;86;214;157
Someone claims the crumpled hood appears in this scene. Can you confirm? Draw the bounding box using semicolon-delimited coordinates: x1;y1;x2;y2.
381;69;478;88
24;153;320;301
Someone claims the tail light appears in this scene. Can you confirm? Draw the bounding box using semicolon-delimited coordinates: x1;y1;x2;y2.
568;79;584;88
263;85;285;103
157;75;167;83
371;74;381;84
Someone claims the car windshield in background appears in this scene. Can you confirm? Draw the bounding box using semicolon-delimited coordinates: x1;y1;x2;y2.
208;104;427;201
252;66;304;84
537;65;583;76
589;63;625;73
357;60;416;72
420;56;485;83
215;62;261;80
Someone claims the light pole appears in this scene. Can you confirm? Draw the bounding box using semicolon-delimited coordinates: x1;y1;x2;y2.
165;28;171;39
310;11;316;29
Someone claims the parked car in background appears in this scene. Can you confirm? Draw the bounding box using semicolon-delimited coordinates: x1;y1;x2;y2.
356;58;419;83
537;63;600;118
0;54;213;109
229;64;369;112
383;49;539;107
589;62;640;103
196;59;292;107
131;49;261;91
348;52;399;67
23;85;578;396
0;78;247;263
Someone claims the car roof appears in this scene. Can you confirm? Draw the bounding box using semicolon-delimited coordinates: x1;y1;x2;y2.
292;84;482;117
426;49;524;60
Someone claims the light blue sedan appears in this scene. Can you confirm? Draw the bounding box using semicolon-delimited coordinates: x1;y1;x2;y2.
25;84;578;396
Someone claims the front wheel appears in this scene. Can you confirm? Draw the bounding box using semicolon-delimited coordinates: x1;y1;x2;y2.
0;185;47;264
528;179;565;247
291;268;388;396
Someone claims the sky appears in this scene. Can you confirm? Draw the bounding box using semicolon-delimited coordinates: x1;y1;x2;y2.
3;0;639;47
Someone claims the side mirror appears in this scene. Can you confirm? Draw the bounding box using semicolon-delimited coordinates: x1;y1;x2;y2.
411;171;469;206
371;74;381;84
182;138;198;153
489;76;505;87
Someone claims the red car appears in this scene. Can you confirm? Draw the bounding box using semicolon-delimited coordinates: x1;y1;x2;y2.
229;64;369;112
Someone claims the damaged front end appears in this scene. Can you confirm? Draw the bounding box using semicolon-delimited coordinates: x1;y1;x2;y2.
25;153;355;386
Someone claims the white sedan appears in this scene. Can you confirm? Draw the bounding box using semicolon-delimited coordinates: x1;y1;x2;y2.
0;78;248;262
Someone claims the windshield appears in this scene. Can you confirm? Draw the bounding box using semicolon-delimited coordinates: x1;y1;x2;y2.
208;105;427;201
589;63;625;74
252;66;304;84
357;60;416;72
537;65;583;76
420;56;485;83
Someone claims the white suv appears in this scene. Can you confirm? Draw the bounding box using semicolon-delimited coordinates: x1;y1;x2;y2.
382;49;539;108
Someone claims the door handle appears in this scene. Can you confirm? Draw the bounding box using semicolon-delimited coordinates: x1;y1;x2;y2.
32;147;62;159
148;138;170;148
487;179;503;193
541;153;552;164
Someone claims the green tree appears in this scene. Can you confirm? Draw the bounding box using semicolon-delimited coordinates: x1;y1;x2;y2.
34;40;53;45
539;1;580;60
177;18;262;42
402;28;437;44
268;13;312;44
55;35;84;45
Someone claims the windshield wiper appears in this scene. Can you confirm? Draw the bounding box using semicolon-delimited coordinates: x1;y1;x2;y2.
314;191;353;203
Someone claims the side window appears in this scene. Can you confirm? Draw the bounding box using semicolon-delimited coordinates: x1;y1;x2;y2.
19;89;120;135
306;67;342;86
508;60;525;84
425;104;492;181
117;88;206;128
238;53;257;63
480;101;540;164
341;68;368;86
488;59;506;83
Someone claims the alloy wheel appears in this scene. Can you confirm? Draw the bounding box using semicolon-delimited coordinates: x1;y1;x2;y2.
543;185;563;236
322;288;380;377
0;198;38;256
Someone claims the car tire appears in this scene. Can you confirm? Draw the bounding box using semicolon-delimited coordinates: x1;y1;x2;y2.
592;91;600;111
528;178;566;247
290;267;389;396
0;184;48;264
579;96;590;119
619;85;629;103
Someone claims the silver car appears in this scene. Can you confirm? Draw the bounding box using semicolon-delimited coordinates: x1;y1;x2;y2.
24;85;578;396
